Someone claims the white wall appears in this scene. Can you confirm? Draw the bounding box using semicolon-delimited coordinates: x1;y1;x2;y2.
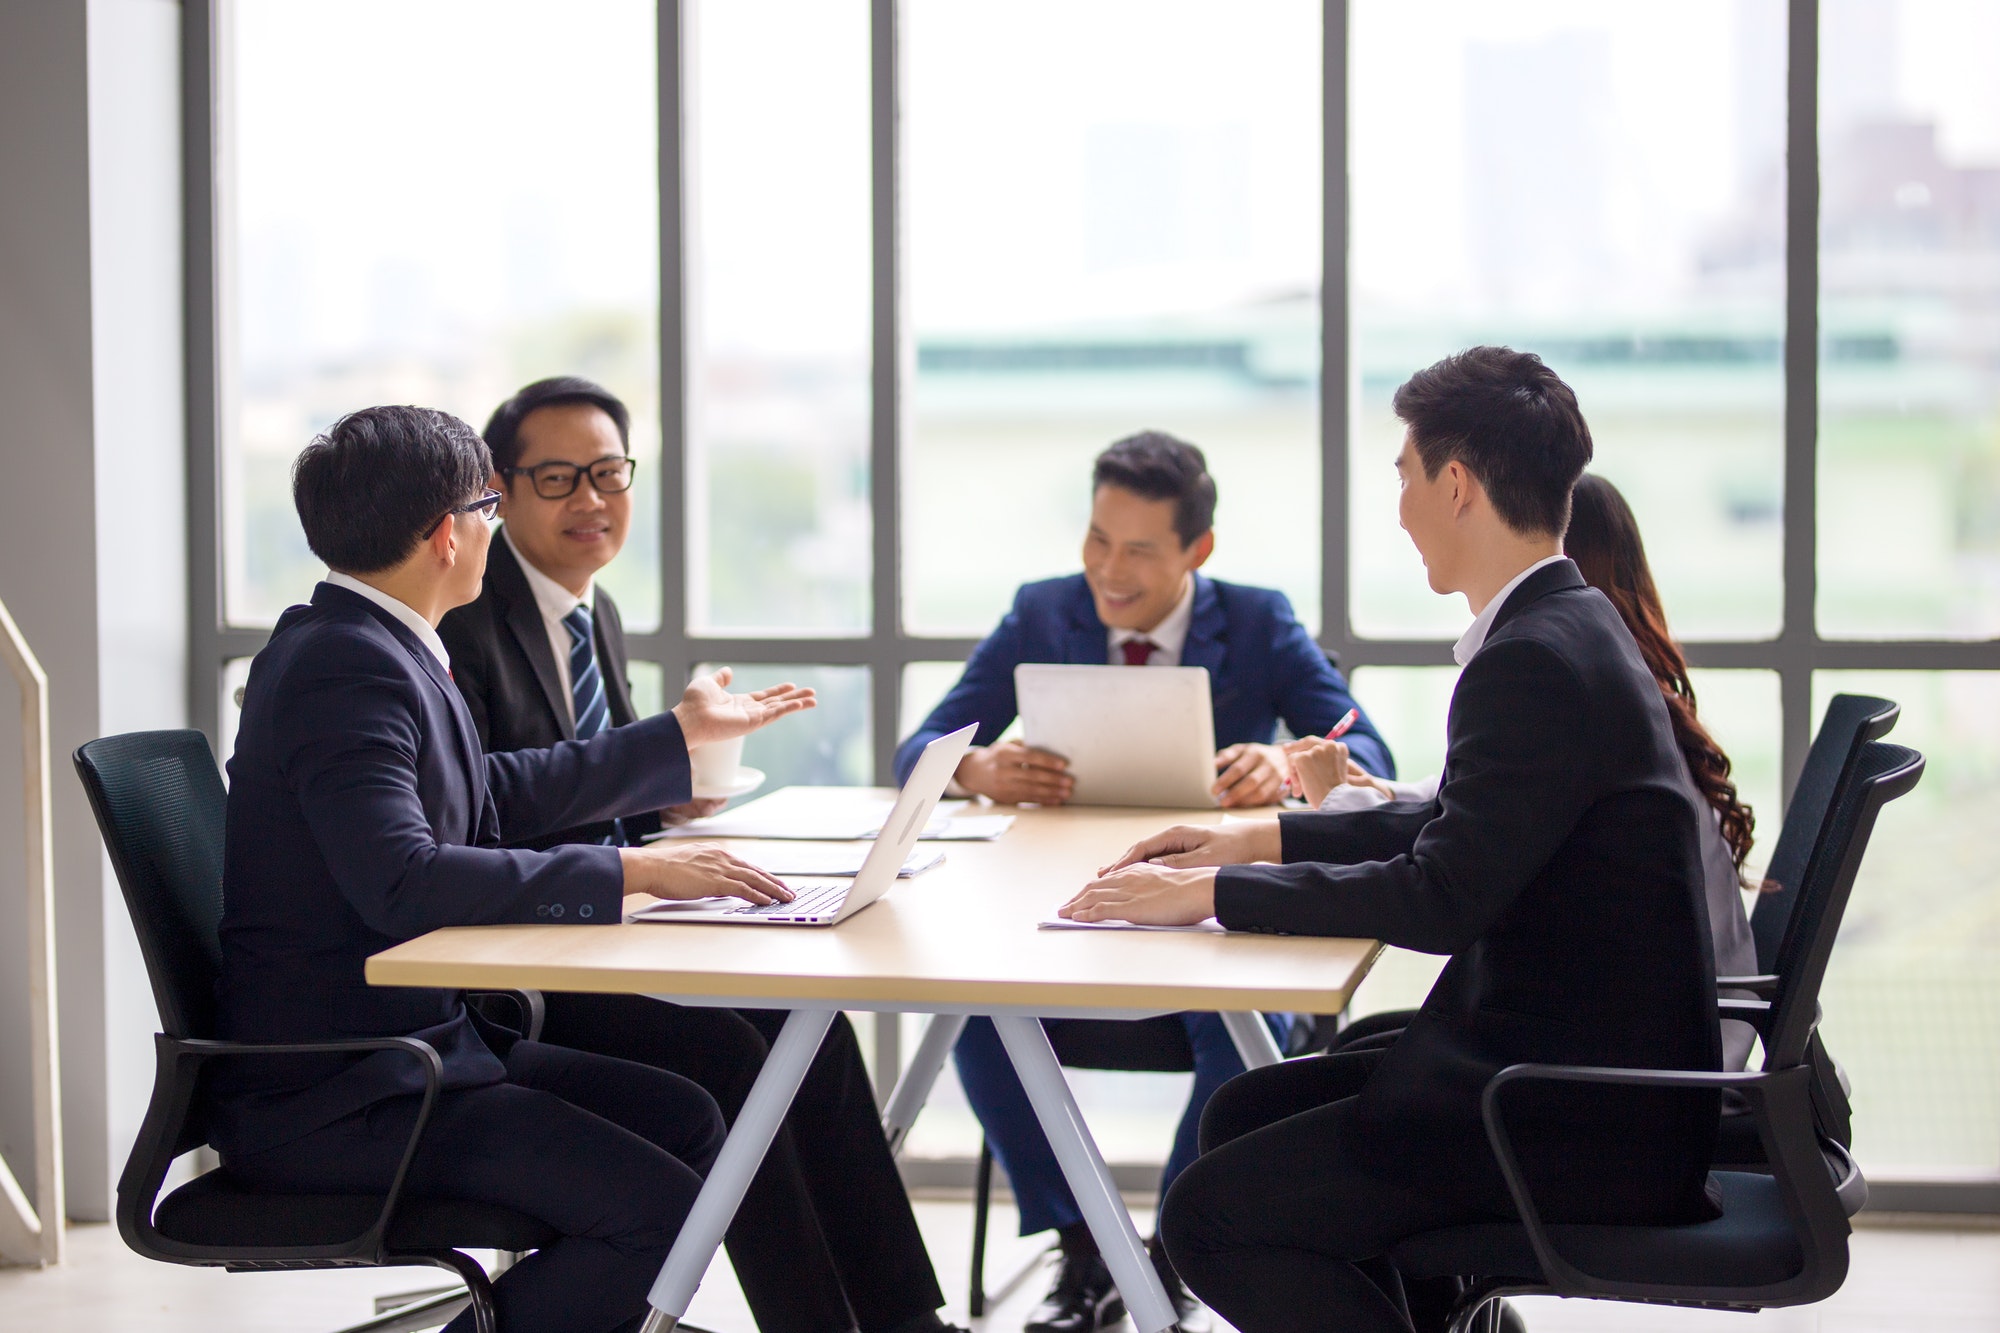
0;0;186;1227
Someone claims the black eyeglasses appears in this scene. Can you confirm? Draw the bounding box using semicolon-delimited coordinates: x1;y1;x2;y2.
500;456;638;501
428;488;502;538
445;488;504;526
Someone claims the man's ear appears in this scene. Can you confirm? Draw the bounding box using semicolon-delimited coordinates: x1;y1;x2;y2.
1186;530;1216;570
1446;460;1480;521
489;471;508;517
429;514;458;569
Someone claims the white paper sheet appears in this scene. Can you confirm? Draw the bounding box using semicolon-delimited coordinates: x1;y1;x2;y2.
1036;917;1226;933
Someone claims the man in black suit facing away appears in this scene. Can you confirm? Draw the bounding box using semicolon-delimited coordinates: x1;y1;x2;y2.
439;377;963;1333
1058;348;1724;1333
213;405;814;1333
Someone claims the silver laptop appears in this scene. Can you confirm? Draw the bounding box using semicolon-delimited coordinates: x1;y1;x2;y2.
1015;664;1217;808
631;724;977;926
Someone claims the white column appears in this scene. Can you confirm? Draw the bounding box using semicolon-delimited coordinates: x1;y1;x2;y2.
0;0;187;1230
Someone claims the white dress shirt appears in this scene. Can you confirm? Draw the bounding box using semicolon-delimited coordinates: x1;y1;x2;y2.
1451;553;1570;666
1107;577;1197;666
503;526;595;729
324;572;452;673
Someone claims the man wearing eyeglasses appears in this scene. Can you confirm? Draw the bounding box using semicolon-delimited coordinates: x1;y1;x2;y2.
215;404;818;1333
439;377;966;1333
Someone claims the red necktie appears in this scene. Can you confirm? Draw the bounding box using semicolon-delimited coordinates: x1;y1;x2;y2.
1121;638;1157;667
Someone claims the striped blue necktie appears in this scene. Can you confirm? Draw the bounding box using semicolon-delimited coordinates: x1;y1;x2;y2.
562;603;610;741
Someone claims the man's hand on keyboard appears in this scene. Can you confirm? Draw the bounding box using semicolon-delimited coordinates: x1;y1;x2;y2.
620;841;795;906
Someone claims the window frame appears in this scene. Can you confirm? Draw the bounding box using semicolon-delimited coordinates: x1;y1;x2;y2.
182;0;2000;1206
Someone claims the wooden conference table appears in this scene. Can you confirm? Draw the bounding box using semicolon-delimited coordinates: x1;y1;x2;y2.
367;796;1383;1333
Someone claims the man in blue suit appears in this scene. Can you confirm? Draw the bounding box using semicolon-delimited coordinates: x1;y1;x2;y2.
894;431;1392;1333
213;405;814;1333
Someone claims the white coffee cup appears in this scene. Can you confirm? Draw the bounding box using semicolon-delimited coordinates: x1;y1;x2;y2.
689;734;747;796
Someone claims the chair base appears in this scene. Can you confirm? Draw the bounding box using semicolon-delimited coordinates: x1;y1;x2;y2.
342;1285;471;1333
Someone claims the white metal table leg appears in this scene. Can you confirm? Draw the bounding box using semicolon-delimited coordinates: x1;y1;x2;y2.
1219;1010;1283;1069
992;1015;1179;1333
881;1013;968;1155
640;1006;837;1333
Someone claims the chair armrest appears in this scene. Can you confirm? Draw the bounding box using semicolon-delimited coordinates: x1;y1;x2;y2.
121;1034;445;1265
1717;974;1780;996
468;989;546;1043
1478;1062;1854;1302
1717;996;1773;1034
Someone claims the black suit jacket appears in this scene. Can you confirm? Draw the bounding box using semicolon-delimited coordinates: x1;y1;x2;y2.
1216;560;1722;1225
212;582;694;1156
438;535;664;849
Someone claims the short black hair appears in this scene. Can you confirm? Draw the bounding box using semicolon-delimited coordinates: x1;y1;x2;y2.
1392;346;1593;537
292;405;492;575
483;375;632;474
1091;430;1217;548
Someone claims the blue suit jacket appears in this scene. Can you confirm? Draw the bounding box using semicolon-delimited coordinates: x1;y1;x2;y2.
894;573;1393;784
211;582;694;1155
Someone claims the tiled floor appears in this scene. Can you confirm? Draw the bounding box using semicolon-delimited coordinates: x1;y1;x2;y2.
2;1200;1996;1332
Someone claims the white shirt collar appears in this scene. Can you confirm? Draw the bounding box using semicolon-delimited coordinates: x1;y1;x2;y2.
324;571;452;672
1108;575;1198;665
1452;554;1570;666
504;526;593;623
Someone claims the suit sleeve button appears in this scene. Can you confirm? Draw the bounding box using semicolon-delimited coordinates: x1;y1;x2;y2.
535;904;550;918
550;903;565;919
579;904;593;919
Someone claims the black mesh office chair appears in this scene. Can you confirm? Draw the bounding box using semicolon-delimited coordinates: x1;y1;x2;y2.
1746;695;1900;971
76;730;552;1333
1711;693;1898;1157
1389;740;1923;1332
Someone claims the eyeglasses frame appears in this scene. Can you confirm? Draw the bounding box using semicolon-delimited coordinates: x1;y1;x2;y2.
498;454;639;501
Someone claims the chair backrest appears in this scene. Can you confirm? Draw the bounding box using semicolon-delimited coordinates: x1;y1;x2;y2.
1762;740;1923;1069
74;731;228;1040
1751;694;1899;971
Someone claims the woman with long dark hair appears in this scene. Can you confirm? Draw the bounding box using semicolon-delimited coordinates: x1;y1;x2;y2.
1293;471;1759;1066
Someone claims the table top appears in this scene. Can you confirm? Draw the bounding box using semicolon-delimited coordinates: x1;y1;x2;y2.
366;796;1381;1014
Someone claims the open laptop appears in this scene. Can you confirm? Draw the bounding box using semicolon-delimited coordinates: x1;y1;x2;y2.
1015;664;1218;808
631;723;977;926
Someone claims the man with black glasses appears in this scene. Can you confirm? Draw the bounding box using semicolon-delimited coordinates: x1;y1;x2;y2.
215;404;815;1333
440;377;966;1333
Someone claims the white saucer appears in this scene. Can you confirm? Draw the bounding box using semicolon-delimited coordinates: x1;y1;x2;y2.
693;766;765;801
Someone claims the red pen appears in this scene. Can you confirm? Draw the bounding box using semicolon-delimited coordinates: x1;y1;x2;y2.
1283;708;1361;798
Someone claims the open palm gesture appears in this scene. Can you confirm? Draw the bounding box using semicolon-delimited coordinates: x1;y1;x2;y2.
672;667;816;748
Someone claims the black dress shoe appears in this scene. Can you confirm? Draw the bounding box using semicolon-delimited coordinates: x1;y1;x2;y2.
1023;1248;1125;1333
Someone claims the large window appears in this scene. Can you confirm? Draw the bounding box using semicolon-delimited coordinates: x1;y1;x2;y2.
195;1;2000;1196
1352;1;1787;640
220;0;662;628
687;0;872;636
1817;1;2000;639
906;0;1322;635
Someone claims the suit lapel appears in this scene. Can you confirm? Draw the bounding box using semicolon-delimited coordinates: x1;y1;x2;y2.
1180;574;1227;677
489;535;576;741
1062;578;1109;664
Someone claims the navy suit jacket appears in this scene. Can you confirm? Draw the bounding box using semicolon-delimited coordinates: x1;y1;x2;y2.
211;582;694;1156
894;573;1392;784
1216;561;1722;1224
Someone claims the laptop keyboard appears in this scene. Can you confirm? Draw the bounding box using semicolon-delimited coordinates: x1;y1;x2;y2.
728;879;850;918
